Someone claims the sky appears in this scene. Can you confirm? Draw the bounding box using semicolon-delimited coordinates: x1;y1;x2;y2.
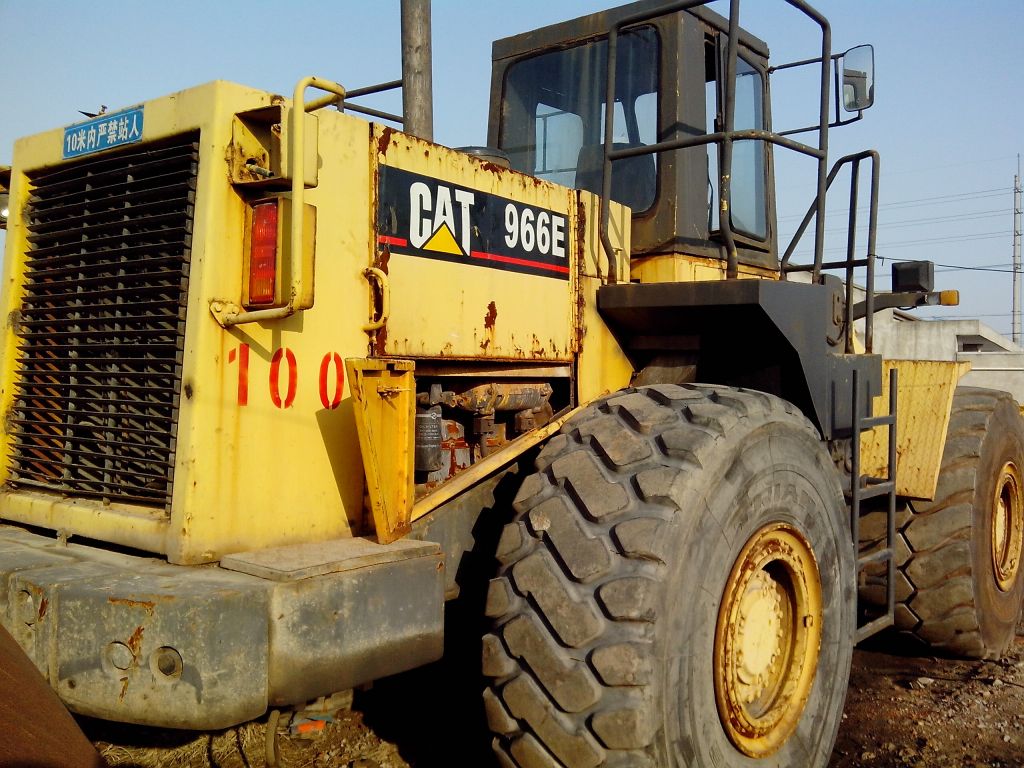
0;0;1021;336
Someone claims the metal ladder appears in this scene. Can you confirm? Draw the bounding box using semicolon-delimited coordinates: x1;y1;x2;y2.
848;366;899;643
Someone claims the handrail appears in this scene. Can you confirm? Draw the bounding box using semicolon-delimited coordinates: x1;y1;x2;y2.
598;0;831;281
782;150;880;353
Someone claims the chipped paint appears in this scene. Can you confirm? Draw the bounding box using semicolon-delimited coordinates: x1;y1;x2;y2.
126;625;145;657
376;126;396;157
108;597;156;616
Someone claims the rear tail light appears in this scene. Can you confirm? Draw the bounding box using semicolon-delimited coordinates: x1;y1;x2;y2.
248;201;279;305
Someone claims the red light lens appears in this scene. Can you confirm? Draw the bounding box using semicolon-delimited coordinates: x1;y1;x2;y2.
249;201;278;305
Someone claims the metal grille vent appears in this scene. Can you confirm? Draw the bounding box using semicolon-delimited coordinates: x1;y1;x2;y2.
7;134;199;510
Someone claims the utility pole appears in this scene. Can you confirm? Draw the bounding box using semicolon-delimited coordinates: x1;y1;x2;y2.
401;0;434;142
1015;154;1022;345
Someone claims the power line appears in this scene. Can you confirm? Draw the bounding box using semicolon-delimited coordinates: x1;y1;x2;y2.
787;230;1012;260
780;208;1011;237
935;263;1012;273
778;186;1013;222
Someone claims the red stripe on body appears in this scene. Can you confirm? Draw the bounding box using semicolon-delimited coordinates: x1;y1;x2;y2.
469;250;570;274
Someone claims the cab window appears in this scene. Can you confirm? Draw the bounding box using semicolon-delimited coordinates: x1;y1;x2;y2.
706;48;768;240
500;26;660;214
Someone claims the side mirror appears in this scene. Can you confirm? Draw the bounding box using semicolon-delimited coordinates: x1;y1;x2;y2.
841;45;875;112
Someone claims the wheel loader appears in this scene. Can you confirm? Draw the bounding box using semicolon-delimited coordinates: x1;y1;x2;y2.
0;0;1021;766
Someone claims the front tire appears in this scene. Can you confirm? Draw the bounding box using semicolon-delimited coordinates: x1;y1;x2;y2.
482;385;854;767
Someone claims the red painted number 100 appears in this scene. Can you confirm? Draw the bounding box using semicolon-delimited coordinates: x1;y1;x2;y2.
228;344;344;410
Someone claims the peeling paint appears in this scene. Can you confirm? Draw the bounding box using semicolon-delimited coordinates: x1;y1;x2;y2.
108;597;156;616
373;245;391;275
126;625;145;657
376;126;396;157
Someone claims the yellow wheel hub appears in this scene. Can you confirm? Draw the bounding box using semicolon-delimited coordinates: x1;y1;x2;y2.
991;461;1024;593
714;523;823;758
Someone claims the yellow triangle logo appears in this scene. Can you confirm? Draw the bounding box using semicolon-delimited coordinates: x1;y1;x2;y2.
423;222;465;256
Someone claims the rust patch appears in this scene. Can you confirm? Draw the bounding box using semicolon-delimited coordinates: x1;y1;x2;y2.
576;195;595;280
530;335;547;358
373;245;391;275
118;676;130;703
376;126;396;157
108;597;156;616
481;301;498;354
478;161;508;177
373;325;388;357
37;597;47;621
126;626;145;657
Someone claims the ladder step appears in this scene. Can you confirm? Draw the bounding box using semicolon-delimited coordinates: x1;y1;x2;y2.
855;613;894;644
844;480;895;501
857;548;893;568
861;414;895;429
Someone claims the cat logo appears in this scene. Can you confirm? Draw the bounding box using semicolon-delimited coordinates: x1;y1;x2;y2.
377;166;570;281
409;181;475;257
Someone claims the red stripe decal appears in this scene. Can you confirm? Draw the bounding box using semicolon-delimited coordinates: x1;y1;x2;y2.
469;250;570;274
378;235;408;247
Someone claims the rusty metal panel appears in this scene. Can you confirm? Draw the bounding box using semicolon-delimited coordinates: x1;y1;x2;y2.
0;623;103;768
861;359;970;499
264;540;444;705
372;126;577;361
0;523;445;729
4;551;270;730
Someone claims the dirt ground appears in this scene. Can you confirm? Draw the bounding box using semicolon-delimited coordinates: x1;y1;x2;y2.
84;633;1024;768
828;636;1024;768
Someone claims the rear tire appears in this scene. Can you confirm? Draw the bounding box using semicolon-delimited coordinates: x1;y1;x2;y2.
482;385;854;767
861;387;1024;658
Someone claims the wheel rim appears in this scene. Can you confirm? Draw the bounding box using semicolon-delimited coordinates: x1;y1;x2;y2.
714;523;823;758
991;460;1024;593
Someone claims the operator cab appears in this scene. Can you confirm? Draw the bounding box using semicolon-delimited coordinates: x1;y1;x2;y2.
488;0;776;270
489;0;877;282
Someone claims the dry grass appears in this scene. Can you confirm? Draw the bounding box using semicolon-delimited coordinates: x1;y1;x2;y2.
88;709;406;768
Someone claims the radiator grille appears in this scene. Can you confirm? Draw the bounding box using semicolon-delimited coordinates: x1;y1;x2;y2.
7;134;199;510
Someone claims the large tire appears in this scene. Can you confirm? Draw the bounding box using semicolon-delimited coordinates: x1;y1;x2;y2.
861;387;1024;658
482;385;855;767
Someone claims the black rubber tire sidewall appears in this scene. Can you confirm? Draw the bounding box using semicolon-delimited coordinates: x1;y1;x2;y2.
661;420;854;767
969;394;1024;651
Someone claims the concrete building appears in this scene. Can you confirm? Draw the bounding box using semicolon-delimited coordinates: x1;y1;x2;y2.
871;309;1024;403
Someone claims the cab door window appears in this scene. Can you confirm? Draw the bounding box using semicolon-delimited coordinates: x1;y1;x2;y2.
706;48;768;240
731;57;767;239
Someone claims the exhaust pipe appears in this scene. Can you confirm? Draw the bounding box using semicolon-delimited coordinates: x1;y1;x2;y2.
401;0;434;141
